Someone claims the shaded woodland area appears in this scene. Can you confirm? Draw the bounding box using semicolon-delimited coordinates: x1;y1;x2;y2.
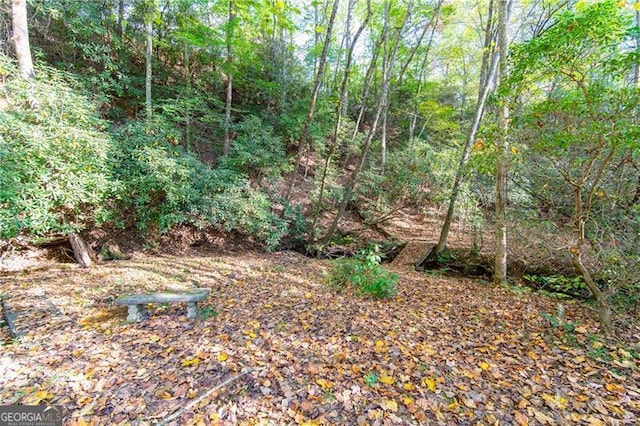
1;0;639;424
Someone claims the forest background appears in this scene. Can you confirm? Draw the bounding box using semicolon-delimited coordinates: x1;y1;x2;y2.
0;0;639;333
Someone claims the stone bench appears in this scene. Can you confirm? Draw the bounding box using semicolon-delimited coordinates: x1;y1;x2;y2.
115;288;210;322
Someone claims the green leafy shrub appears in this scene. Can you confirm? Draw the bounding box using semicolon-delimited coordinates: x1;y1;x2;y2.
0;56;115;238
360;143;457;208
108;117;288;249
326;246;398;299
218;115;291;180
524;274;589;298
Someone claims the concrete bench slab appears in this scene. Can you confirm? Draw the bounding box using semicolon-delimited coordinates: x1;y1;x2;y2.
115;288;210;322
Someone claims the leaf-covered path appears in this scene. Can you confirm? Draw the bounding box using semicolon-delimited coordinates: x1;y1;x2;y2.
1;250;639;425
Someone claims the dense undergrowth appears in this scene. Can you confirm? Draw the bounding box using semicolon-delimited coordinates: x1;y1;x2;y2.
0;56;290;250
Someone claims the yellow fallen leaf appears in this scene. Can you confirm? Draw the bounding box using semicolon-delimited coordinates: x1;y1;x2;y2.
375;340;385;347
479;361;490;371
149;334;160;342
403;383;415;391
379;375;395;385
316;378;332;389
34;390;54;401
181;357;201;367
556;396;569;409
217;352;229;362
244;330;258;338
77;395;93;406
381;399;398;412
158;391;173;400
402;396;414;405
605;383;624;393
446;399;460;412
575;325;588;334
421;376;436;392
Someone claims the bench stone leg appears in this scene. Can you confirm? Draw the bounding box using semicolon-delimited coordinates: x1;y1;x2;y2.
127;304;148;322
186;302;198;320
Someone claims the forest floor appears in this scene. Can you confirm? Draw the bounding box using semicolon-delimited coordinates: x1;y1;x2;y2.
1;211;639;425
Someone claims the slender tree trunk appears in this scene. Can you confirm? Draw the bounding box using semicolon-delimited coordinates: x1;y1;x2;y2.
223;0;235;156
285;0;340;201
397;0;443;85
351;40;381;141
634;5;639;87
493;0;510;285
117;0;125;37
415;1;499;270
323;0;412;243
184;44;192;149
11;0;35;79
311;0;371;241
570;185;612;333
409;21;438;142
145;2;153;121
379;1;390;175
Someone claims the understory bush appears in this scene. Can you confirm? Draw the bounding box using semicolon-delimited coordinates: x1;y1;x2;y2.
0;56;288;249
360;142;457;209
109;118;287;249
218;115;291;180
0;56;114;238
326;246;398;299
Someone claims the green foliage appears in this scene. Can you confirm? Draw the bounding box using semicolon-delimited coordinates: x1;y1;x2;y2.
199;307;219;319
326;245;398;299
109;117;287;249
0;57;115;238
219;115;291;180
364;371;378;386
360;142;457;208
524;274;589;298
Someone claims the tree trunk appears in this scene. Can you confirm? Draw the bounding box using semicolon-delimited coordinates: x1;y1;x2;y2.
415;0;499;271
145;2;153;121
409;21;438;142
285;0;340;201
11;0;35;79
311;0;371;242
184;44;192;149
69;233;93;268
223;0;235;156
322;0;412;243
570;249;612;334
117;0;125;38
493;0;510;285
634;5;639;87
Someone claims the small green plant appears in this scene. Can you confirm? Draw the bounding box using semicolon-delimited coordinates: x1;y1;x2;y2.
364;372;378;386
325;245;398;299
524;274;589;298
199;307;219;319
540;304;579;345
